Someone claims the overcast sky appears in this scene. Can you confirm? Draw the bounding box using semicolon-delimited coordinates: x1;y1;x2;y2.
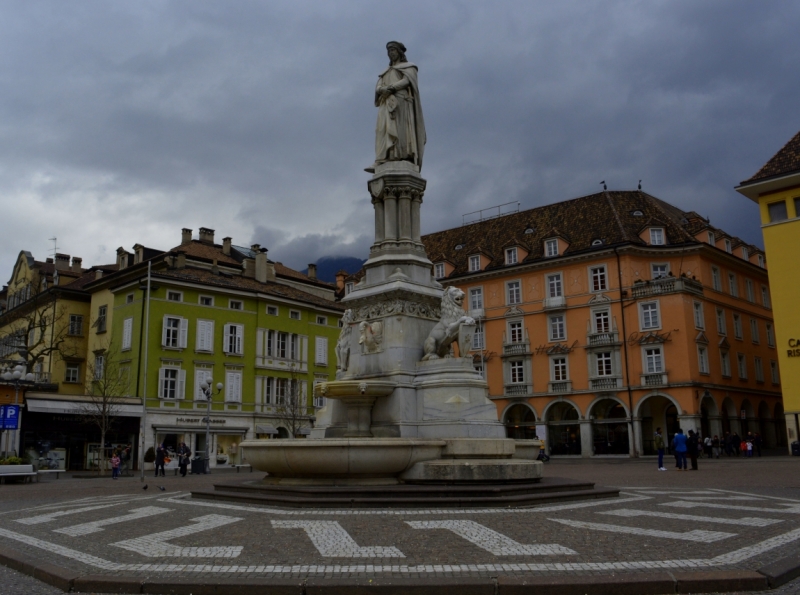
2;0;799;278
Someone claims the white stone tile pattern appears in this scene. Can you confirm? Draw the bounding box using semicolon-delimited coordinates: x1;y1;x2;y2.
662;501;800;514
16;504;118;525
600;508;781;527
54;507;170;536
111;514;243;558
406;520;576;556
550;518;735;542
272;520;404;558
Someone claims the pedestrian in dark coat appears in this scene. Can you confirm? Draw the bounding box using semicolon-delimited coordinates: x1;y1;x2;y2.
687;429;699;470
754;433;762;457
154;443;167;477
673;429;688;470
177;442;191;477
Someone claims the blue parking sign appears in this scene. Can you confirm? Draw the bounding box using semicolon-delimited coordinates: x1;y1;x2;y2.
2;405;19;430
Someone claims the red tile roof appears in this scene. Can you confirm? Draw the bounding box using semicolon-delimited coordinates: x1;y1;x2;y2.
741;130;800;184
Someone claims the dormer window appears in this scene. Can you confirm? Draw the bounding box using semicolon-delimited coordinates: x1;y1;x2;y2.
632;210;644;217
724;239;732;253
707;231;715;245
649;228;665;245
757;254;765;268
741;246;749;261
545;238;558;257
455;244;464;251
524;227;535;235
345;282;354;295
505;247;518;265
468;255;481;272
591;239;603;246
434;262;445;279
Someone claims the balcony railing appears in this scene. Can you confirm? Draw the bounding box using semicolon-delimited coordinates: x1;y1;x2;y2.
641;373;668;387
589;377;622;391
587;331;619;346
548;381;572;393
630;277;703;299
503;341;530;356
505;383;532;396
469;308;485;319
544;295;566;310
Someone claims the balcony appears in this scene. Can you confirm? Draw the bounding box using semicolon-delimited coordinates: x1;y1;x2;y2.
587;331;619;347
641;373;668;387
469;308;485;319
630;277;703;299
544;296;566;310
502;341;530;356
505;384;532;396
548;381;572;393
589;377;622;391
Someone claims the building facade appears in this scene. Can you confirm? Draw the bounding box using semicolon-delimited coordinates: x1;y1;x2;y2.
422;191;784;457
736;130;800;452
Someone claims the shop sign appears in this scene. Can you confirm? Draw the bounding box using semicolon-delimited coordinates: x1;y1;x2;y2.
0;405;20;430
787;338;800;357
175;417;226;425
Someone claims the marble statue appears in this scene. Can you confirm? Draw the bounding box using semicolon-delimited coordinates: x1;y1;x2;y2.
366;41;426;173
335;310;354;372
421;287;476;360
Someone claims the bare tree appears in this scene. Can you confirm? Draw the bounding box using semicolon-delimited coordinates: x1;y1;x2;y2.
273;364;311;438
79;340;130;475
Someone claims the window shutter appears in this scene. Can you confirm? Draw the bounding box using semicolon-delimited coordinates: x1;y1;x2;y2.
179;318;189;349
206;321;214;351
223;324;232;354
267;330;274;356
161;315;169;346
123;318;133;350
315;337;328;365
196;321;205;350
158;367;166;398
235;325;243;354
195;369;211;400
178;369;186;399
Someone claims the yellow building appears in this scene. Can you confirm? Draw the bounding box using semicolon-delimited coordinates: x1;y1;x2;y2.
736;130;800;452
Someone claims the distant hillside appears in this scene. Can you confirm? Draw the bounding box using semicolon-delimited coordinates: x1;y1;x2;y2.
303;256;365;284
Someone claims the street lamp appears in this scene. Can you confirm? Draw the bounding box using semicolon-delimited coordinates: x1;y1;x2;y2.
199;380;224;474
1;364;34;456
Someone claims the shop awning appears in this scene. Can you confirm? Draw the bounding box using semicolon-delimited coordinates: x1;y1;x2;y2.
26;398;143;417
256;424;278;435
151;425;249;435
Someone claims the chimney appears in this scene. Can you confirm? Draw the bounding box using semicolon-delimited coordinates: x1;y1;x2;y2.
71;257;82;273
95;270;103;280
198;227;215;244
175;252;187;269
335;270;347;291
211;258;219;275
251;243;261;252
54;253;70;271
255;248;274;283
223;237;232;256
181;228;193;245
46;258;53;264
307;263;317;281
243;258;255;278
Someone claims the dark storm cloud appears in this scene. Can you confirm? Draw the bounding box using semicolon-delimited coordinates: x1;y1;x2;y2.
1;1;798;274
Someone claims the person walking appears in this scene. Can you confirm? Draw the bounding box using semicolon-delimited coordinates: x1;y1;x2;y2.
732;432;741;456
704;435;713;458
111;451;121;480
673;429;688;470
154;443;167;478
754;433;762;457
712;435;721;459
687;429;699;470
177;442;191;477
655;427;666;471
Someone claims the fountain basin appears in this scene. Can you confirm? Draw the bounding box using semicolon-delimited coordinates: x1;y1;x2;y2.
315;379;396;437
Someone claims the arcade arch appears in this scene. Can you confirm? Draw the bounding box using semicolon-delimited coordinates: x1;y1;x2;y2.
720;397;738;435
758;401;777;448
636;393;681;455
545;400;581;456
588;398;630;455
503;403;537;440
775;403;788;447
740;399;756;436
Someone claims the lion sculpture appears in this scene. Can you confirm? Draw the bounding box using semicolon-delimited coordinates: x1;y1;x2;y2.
421;287;476;361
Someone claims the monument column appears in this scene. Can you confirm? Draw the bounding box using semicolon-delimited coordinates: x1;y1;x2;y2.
373;197;385;243
398;187;412;240
384;189;398;241
411;194;422;242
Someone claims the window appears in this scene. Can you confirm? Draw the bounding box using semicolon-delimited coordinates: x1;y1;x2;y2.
289;310;300;321
545;238;558;257
229;300;243;310
745;279;754;303
644;347;663;374
724;239;732;253
505;247;518;265
267;305;278;316
223;324;244;355
94;354;105;380
510;360;525;383
162;316;188;349
698;346;710;374
766;323;775;347
509;321;524;343
711;267;721;291
757;254;765;268
737;353;747;379
693;302;705;329
474;362;484;378
593;310;611;334
767;201;788;222
590;266;607;291
195;367;212;401
770;360;779;384
122;317;133;351
551;357;568;381
469;255;481;272
434;262;445;279
651;263;669;279
755;357;764;383
761;286;771;308
469;287;483;311
159;367;185;399
549;315;566;341
596;352;613;376
640;302;660;329
273;332;298;360
275;378;288;404
728;273;738;297
65;363;80;383
750;318;760;344
507;281;521;305
733;314;742;339
316;316;327;325
345;282;354;295
200;296;213;306
473;326;484;350
68;314;84;336
547;274;562;298
720;351;731;377
741;246;749;261
716;308;727;335
649;228;665;245
707;231;716;245
196;320;214;352
225;371;242;403
126;293;134;304
167;291;182;302
315;336;329;365
96;305;107;333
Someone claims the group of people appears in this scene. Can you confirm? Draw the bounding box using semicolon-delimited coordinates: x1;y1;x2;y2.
154;442;192;478
109;443;132;479
654;427;764;471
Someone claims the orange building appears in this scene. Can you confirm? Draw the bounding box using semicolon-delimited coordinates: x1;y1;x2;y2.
422;191;784;457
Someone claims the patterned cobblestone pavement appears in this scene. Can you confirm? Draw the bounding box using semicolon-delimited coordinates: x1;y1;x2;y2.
0;456;797;592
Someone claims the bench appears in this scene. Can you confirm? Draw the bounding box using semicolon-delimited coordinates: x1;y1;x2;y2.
0;464;38;484
234;464;252;473
37;469;63;479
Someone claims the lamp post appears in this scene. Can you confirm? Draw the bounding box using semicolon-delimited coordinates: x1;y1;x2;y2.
199;380;224;474
1;364;34;456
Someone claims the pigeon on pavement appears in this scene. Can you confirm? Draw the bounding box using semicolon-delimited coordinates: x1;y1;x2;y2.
158;486;166;491
142;484;148;490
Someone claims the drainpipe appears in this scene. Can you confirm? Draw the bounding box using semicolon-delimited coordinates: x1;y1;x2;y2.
614;247;638;457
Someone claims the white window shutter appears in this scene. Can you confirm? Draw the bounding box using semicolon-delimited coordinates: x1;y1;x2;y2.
207;321;214;351
223;324;231;354
158;367;166;398
195;369;211;400
235;325;243;354
236;373;242;402
315;337;328;365
161;315;169;346
196;321;205;350
179;318;189;348
123;318;133;350
178;369;186;399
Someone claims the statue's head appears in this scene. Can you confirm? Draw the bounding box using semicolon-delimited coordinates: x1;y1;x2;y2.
386;41;407;64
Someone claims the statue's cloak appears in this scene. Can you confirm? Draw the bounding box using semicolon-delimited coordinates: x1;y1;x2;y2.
377;61;426;169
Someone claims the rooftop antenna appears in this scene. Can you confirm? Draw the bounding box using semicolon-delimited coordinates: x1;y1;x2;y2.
600;180;607;191
48;237;59;258
638;180;642;190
